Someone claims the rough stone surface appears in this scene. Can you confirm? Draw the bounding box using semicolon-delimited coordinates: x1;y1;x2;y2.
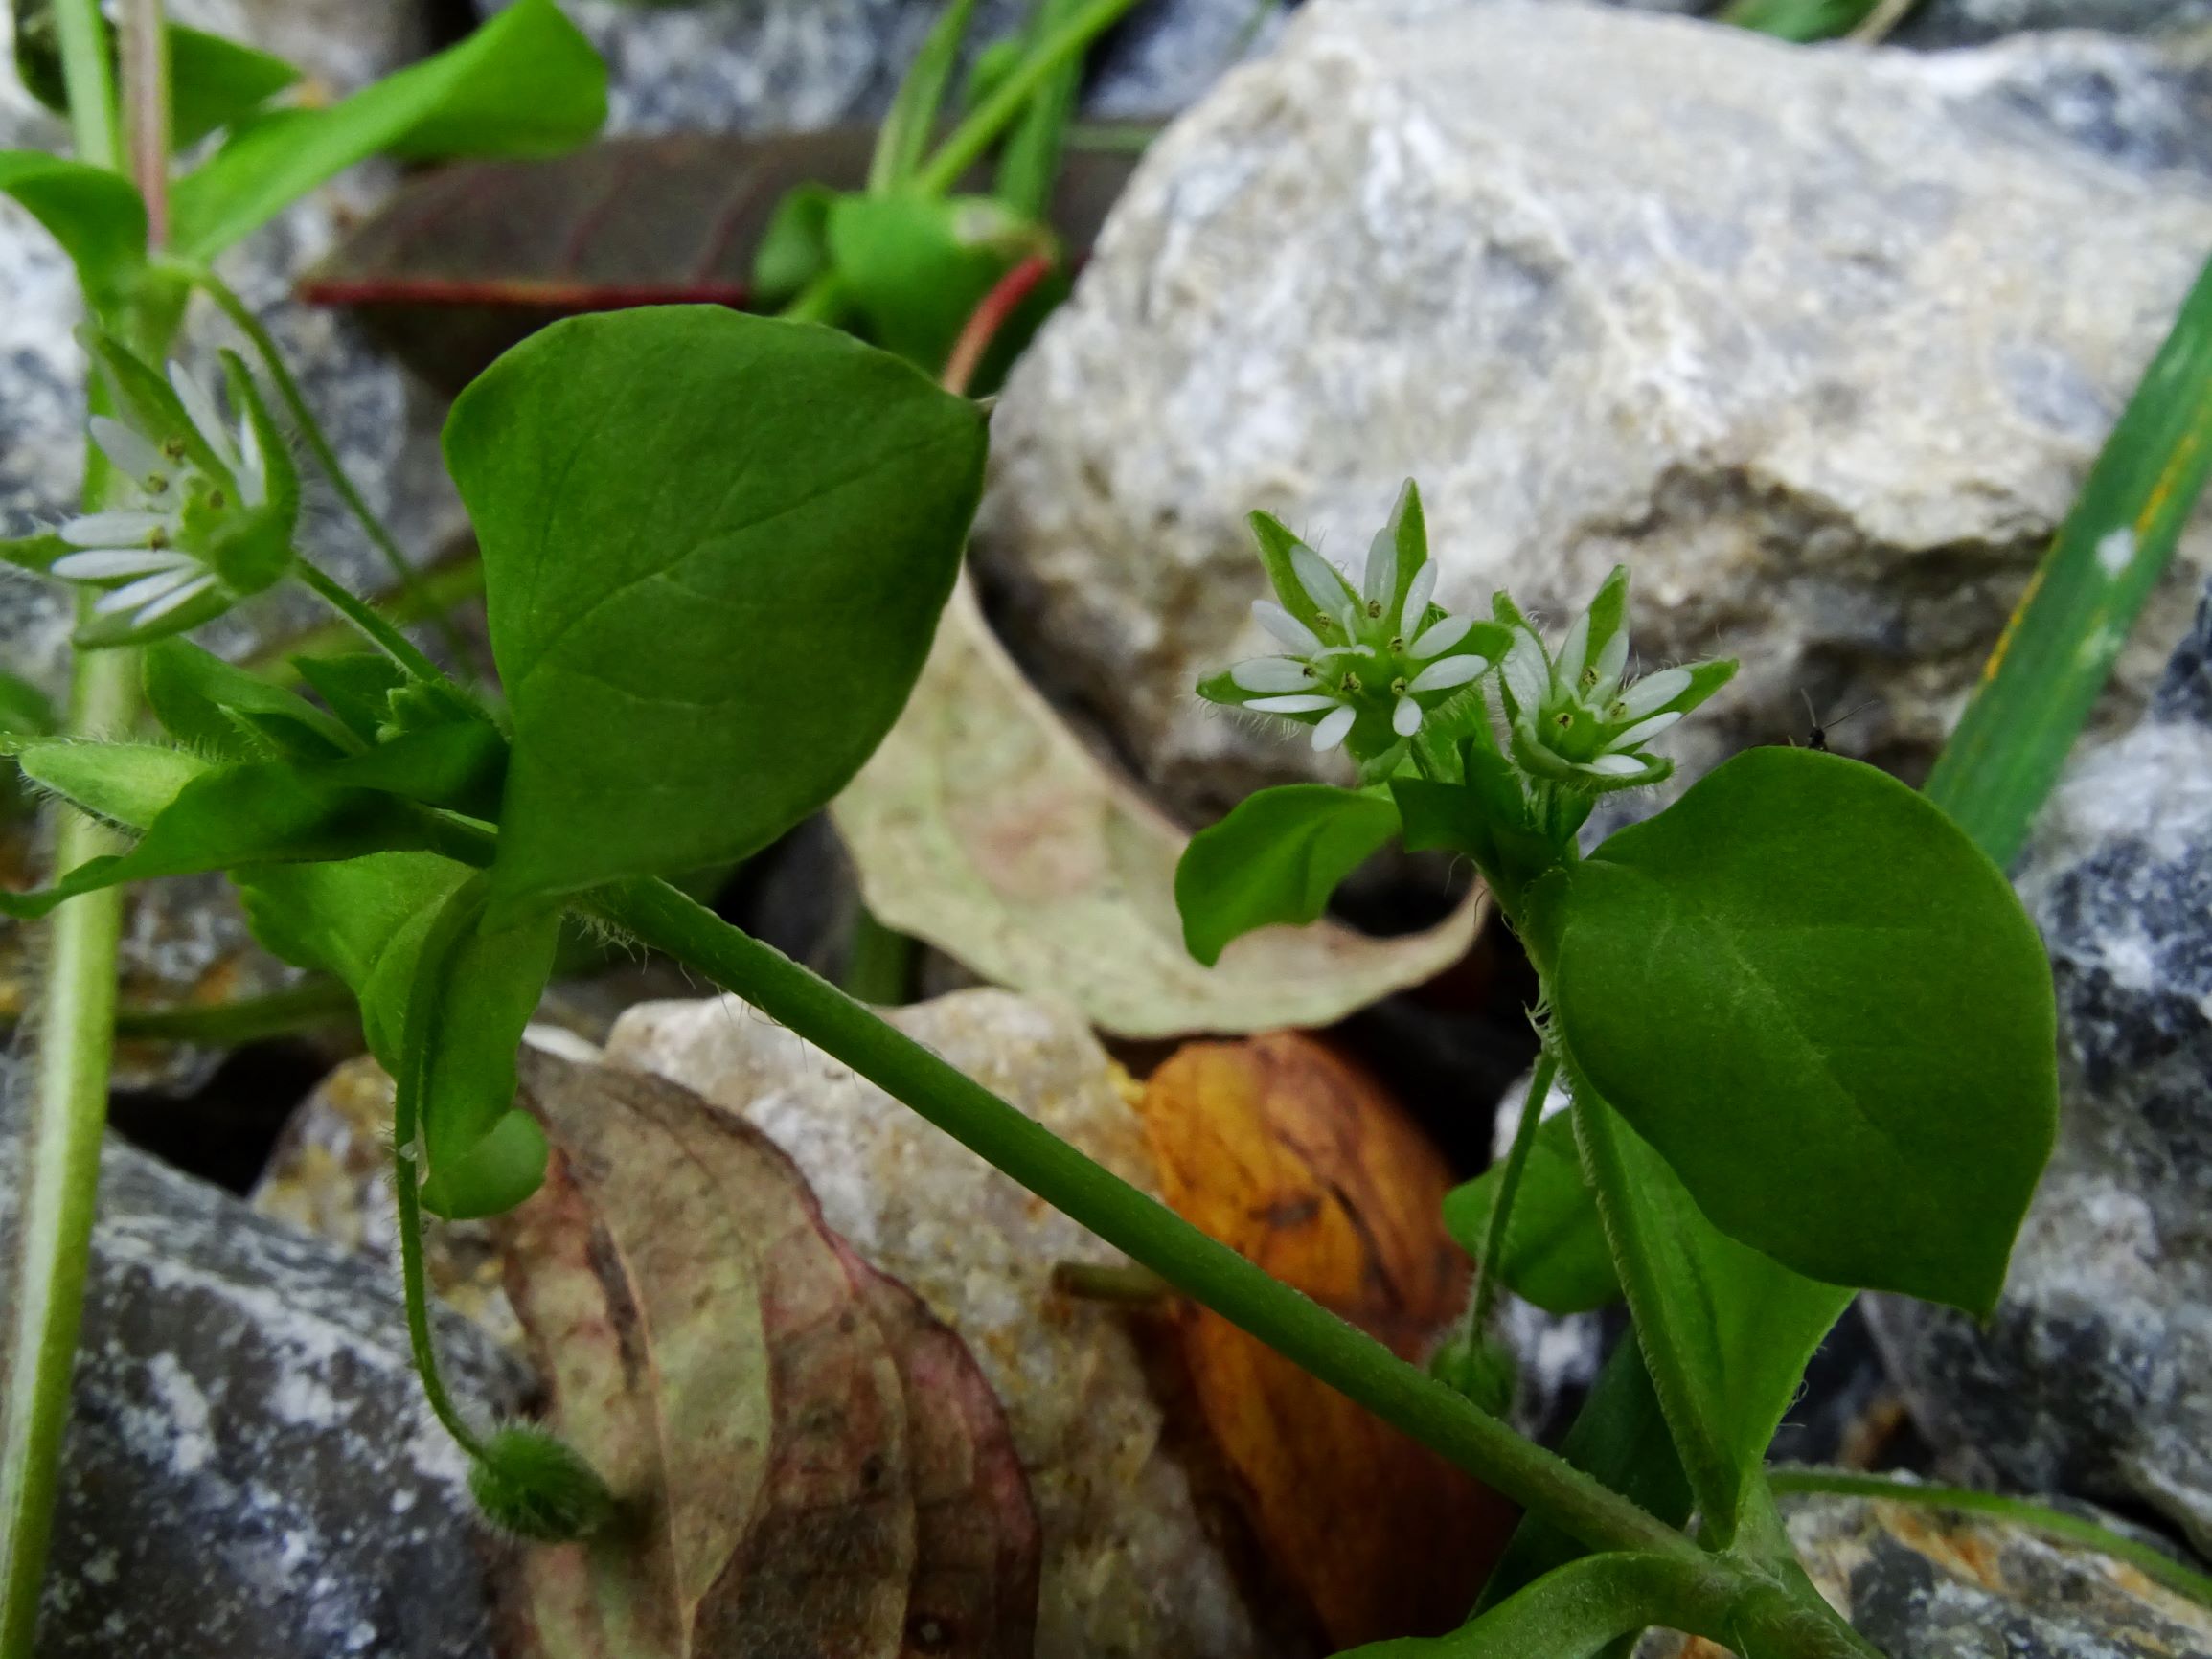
1894;1;2212;47
1637;1489;2212;1659
602;987;1291;1659
496;0;1284;137
973;0;2212;820
1867;583;2212;1557
0;1060;530;1658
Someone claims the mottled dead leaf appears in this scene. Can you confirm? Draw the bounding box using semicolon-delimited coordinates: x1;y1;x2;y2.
497;1048;1038;1659
1135;1032;1516;1648
832;579;1485;1038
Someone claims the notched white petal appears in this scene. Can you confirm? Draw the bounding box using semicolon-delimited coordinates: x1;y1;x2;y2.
1578;753;1647;777
1502;630;1550;712
93;565;197;616
130;572;217;625
51;549;194;580
1592;630;1630;697
59;511;169;548
1230;656;1315;693
1555;610;1591;688
170;365;239;470
1392;695;1423;737
1311;705;1357;752
1291;546;1354;614
1409;654;1487;693
1362;524;1398;609
88;417;170;485
1608;710;1681;750
1399;563;1437;636
1409;612;1473;660
1246;693;1340;714
1253;599;1323;654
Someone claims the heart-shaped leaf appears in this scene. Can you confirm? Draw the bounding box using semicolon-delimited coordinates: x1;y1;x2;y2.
445;306;987;912
1175;784;1402;968
1542;747;2057;1314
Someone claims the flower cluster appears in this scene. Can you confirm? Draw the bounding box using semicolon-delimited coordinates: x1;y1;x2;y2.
39;338;297;641
1198;481;1510;770
1494;567;1732;792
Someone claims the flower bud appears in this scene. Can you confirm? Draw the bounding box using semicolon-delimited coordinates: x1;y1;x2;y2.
468;1423;617;1542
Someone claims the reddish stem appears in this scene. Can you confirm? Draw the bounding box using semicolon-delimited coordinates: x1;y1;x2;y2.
940;253;1056;397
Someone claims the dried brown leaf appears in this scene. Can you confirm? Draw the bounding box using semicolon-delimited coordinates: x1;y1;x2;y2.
832;580;1486;1037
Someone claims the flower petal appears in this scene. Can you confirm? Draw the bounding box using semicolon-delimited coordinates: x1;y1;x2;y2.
1246;693;1340;714
130;572;217;625
93;566;197;616
1591;629;1630;699
1311;705;1357;752
88;416;170;485
59;511;169;548
1291;547;1355;616
1618;667;1692;719
1608;710;1681;750
1409;612;1474;660
1393;695;1423;737
1501;628;1550;715
171;364;239;470
1409;654;1488;693
1230;656;1316;693
1362;524;1398;611
1577;753;1647;777
236;414;268;510
1253;599;1323;654
51;549;195;580
1398;562;1436;636
1555;608;1591;688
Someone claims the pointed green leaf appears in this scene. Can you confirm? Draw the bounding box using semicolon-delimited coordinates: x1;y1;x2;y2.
1174;784;1400;966
1340;1553;1731;1659
0;150;146;308
1443;1109;1620;1316
445;306;987;911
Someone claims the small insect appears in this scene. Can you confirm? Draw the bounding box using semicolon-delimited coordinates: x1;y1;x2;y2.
1799;690;1876;753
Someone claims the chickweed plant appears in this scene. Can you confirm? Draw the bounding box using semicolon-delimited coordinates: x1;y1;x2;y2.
0;1;2092;1655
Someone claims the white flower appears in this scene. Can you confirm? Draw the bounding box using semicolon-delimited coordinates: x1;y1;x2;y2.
1203;481;1506;763
45;350;294;636
1494;566;1734;791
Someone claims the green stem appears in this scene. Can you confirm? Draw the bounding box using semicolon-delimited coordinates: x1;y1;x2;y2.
289;557;449;688
1468;1045;1556;1338
1768;1467;2212;1612
247;557;485;684
590;875;1696;1564
0;644;136;1659
51;0;119;168
914;0;1145;194
118;979;354;1046
194;271;476;674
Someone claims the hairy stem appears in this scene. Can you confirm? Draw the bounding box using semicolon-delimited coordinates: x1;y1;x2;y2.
389;1066;488;1464
194;272;475;673
290;557;449;688
1468;1044;1556;1339
0;645;135;1659
1768;1467;2212;1611
591;875;1698;1564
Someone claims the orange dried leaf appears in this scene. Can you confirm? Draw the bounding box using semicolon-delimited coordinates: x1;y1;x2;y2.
1135;1033;1516;1648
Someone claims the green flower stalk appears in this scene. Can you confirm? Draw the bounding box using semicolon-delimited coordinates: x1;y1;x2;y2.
1495;568;1734;792
1199;480;1512;777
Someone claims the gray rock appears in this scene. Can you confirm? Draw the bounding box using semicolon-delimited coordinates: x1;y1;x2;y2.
1637;1486;2212;1659
1866;582;2212;1557
497;0;1283;136
1894;0;2212;48
973;0;2212;821
0;1061;530;1657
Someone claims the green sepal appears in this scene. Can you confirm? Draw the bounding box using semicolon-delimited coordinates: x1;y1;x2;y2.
15;739;211;830
71;581;234;650
143;638;356;761
291;653;410;743
0;532;70;575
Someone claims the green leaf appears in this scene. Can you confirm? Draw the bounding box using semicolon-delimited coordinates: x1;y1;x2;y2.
1339;1554;1731;1659
1443;1110;1620;1316
169;23;301;148
0;749;467;919
993;0;1084;219
239;850;472;1065
291;653;409;743
144;638;357;762
1174;784;1401;967
0;150;146;308
869;0;983;193
1572;1081;1852;1545
444;306;987;911
1476;1340;1691;1613
399;877;559;1220
1715;0;1884;42
0;670;55;739
15;739;209;830
1543;747;2057;1313
826;192;1053;371
750;182;836;307
1927;246;2212;867
170;0;605;260
0;531;70;575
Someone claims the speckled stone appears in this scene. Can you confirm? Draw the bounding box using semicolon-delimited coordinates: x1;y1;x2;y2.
0;1059;530;1658
602;986;1295;1659
972;0;2212;821
486;0;1283;136
1893;0;2212;46
1866;582;2212;1557
1637;1487;2212;1659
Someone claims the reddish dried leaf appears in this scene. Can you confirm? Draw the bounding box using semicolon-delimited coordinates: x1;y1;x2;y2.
497;1047;1038;1659
1135;1033;1517;1648
299;130;1142;391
